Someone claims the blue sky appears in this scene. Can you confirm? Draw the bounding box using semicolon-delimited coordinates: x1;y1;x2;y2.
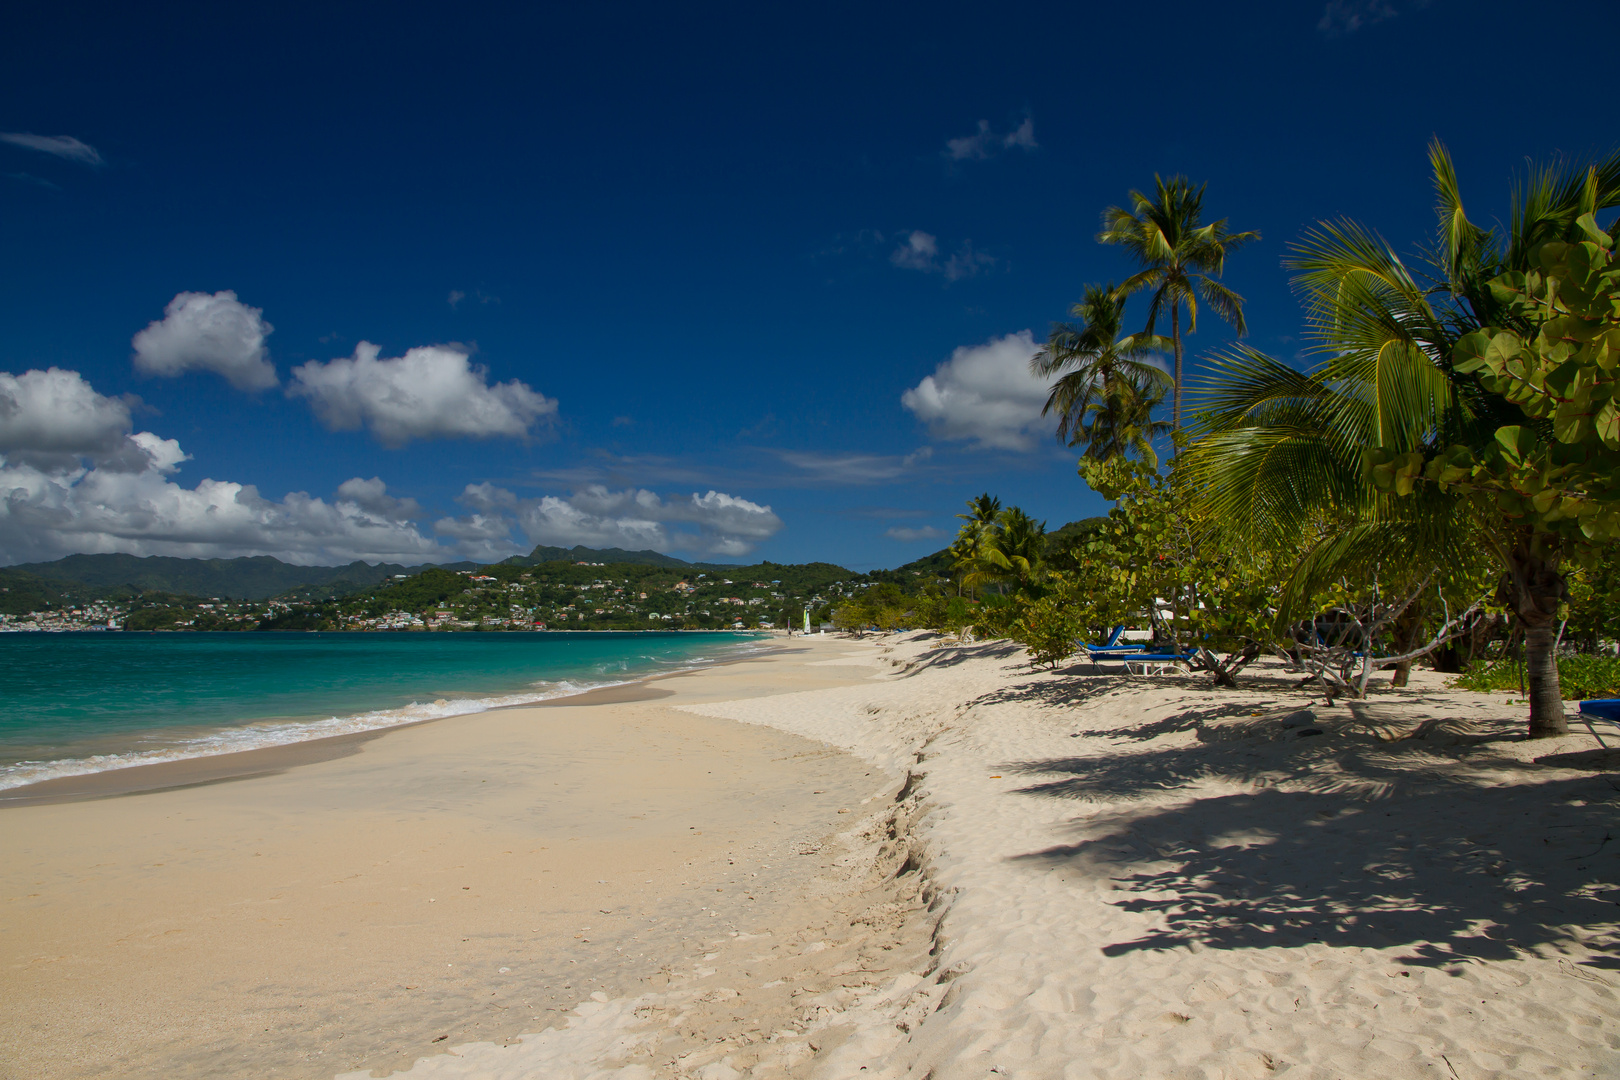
2;0;1614;570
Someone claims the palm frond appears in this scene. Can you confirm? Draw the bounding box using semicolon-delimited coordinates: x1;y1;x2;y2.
1428;139;1498;289
1506;149;1620;270
1196;276;1248;335
1187;345;1336;429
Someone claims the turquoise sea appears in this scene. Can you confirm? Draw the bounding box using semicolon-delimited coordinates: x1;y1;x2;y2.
0;630;763;791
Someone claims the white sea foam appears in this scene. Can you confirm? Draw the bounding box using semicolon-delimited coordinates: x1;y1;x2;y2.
0;678;621;793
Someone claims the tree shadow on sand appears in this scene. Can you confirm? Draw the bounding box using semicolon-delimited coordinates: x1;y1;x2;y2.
960;670;1134;711
1006;741;1620;970
894;640;1024;677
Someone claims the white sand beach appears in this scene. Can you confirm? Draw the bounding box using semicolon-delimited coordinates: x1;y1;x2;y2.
4;632;1618;1079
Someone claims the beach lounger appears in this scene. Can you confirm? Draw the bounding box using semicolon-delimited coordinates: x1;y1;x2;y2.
1579;699;1620;746
1079;626;1141;656
1579;699;1620;721
1077;625;1125;649
1110;651;1196;675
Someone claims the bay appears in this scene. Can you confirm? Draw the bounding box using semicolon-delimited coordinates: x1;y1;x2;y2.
0;630;762;790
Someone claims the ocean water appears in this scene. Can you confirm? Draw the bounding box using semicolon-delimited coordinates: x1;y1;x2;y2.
0;630;764;791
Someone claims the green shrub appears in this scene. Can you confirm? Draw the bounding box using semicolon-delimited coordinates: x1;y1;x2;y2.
1012;595;1083;669
973;596;1019;639
1450;654;1620;699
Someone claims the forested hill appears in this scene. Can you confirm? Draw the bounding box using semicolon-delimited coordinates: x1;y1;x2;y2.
5;553;476;600
1;549;859;605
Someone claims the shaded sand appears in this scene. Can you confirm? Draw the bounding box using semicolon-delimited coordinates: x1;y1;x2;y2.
0;637;937;1080
382;633;1618;1078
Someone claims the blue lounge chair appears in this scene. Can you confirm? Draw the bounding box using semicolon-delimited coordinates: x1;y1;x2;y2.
1079;625;1125;647
1579;699;1620;722
1079;626;1140;655
1107;649;1198;675
1579;700;1620;747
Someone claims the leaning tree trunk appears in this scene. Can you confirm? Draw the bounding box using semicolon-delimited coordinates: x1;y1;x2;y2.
1387;603;1426;688
1503;544;1569;738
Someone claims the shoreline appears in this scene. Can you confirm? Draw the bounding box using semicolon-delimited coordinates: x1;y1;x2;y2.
0;680;680;809
0;634;925;1080
0;635;784;806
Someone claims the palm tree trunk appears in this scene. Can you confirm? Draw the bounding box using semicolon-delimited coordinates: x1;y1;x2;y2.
1504;544;1569;738
1171;304;1183;429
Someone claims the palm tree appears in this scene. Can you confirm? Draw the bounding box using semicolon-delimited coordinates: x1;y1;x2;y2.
952;494;1002;597
1031;284;1172;455
959;506;1047;598
1075;369;1174;466
1184;141;1620;737
983;506;1047;594
1098;175;1259;428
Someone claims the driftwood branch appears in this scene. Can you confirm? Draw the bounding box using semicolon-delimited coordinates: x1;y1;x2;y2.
1282;574;1489;700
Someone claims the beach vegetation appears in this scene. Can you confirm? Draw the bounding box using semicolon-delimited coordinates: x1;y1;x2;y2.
913;152;1620;729
1097;174;1259;428
950;496;1048;600
1184;141;1620;735
1451;653;1620;701
1011;591;1084;669
1065;455;1279;686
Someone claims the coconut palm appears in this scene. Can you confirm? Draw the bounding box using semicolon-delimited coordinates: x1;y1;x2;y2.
1099;175;1259;428
951;493;1003;597
953;501;1047;598
1031;284;1171;455
1074;369;1174;466
980;506;1047;593
1184;141;1620;737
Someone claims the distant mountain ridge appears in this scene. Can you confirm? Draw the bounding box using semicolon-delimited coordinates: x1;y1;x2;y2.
7;553;475;600
510;545;695;568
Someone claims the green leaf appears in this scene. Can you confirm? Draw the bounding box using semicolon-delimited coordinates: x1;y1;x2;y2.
1577;212;1612;250
1493;425;1537;464
1454;329;1522;375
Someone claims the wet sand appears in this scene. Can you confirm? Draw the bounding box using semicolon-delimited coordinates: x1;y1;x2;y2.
0;678;678;810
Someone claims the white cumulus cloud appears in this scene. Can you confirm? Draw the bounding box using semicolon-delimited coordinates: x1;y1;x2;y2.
335;476;423;519
890;230;939;271
290;343;557;447
0;132;103;166
885;525;947;542
0;462;448;566
945;118;1037;161
0;449;450;567
889;231;995;281
0;368;136;466
0;368;478;566
132;291;278;390
438;483;784;559
901;330;1054;451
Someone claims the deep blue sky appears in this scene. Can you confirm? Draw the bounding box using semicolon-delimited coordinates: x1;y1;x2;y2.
2;0;1615;569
